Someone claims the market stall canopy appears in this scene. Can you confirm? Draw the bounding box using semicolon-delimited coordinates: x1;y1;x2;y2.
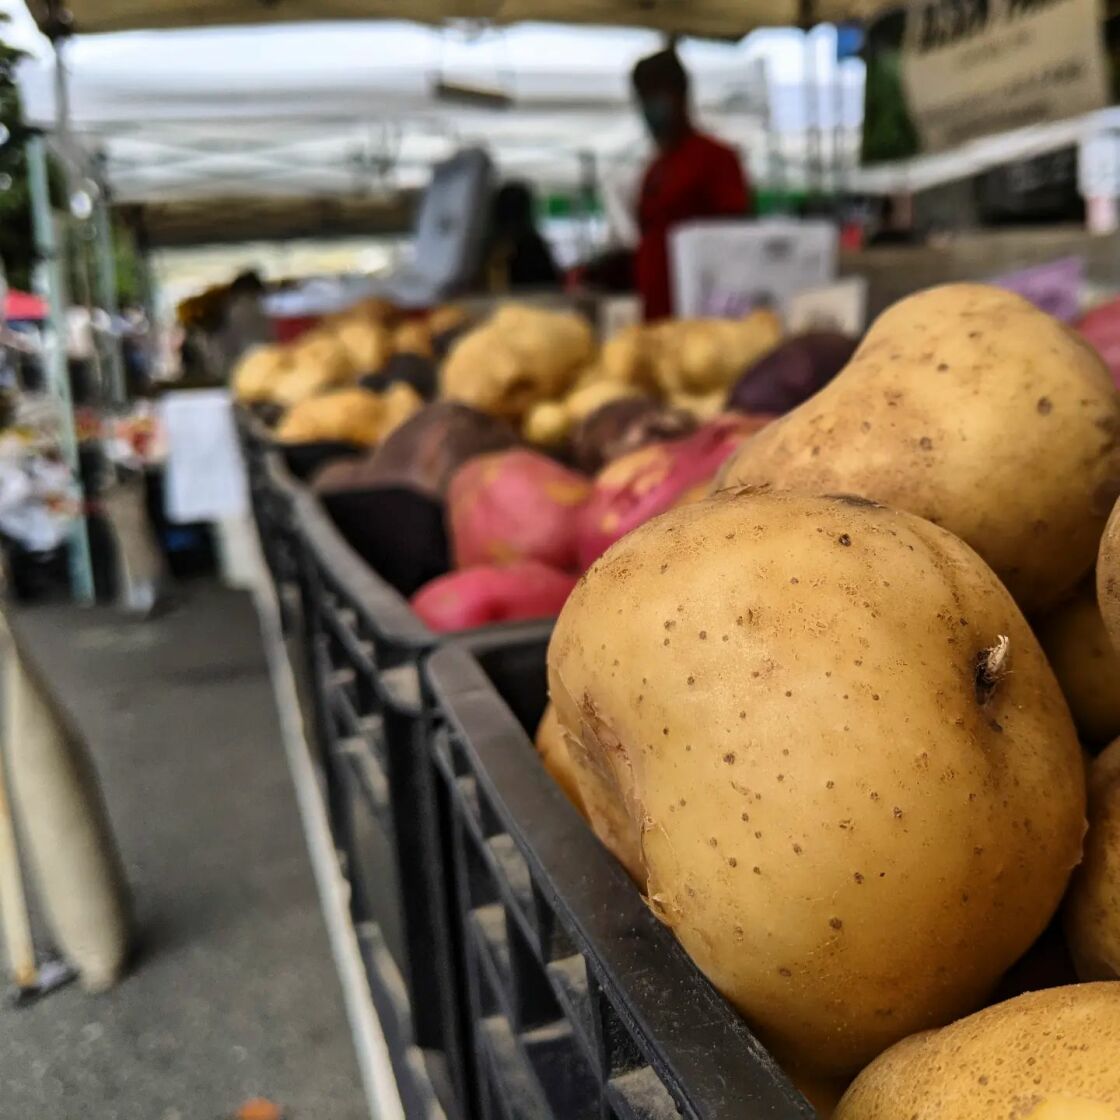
27;0;884;39
18;22;862;217
116;194;418;247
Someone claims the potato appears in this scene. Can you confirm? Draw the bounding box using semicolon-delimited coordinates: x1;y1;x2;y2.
441;305;594;422
600;314;782;399
1065;740;1120;981
313;402;517;499
569;399;697;475
275;387;386;446
379;382;424;439
332;317;392;374
410;561;577;633
548;490;1085;1078
448;449;590;571
1099;498;1120;650
726;331;856;415
1036;582;1120;749
534;702;587;817
271;331;357;407
232;344;291;403
392;319;434;359
521;382;643;448
834;984;1120;1119
720;284;1120;613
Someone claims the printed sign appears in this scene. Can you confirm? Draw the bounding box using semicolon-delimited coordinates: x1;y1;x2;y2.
161;389;248;524
901;0;1108;154
670;220;837;320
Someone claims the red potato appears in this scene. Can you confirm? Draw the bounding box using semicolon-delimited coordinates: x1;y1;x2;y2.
576;414;769;570
410;561;577;633
448;448;591;571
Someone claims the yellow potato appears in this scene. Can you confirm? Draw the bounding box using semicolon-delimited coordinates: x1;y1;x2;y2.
331;317;392;373
548;489;1085;1078
720;284;1120;613
1036;582;1120;749
834;984;1120;1119
378;382;424;439
522;401;571;447
667;312;783;394
232;344;290;403
392;319;434;359
565;380;642;422
1065;740;1120;981
534;701;587;818
669;389;727;422
271;331;357;407
1099;499;1120;650
428;304;468;336
275;387;385;446
441;305;594;421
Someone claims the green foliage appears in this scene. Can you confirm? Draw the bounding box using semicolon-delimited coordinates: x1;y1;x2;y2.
0;17;142;303
0;19;34;290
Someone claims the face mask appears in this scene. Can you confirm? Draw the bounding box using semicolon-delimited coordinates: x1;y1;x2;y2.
640;94;675;141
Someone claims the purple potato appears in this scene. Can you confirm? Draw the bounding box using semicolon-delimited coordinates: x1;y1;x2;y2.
726;331;857;416
569;398;697;476
313;401;518;499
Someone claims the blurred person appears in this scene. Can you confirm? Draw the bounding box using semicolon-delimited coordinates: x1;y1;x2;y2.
485;181;561;291
631;48;752;319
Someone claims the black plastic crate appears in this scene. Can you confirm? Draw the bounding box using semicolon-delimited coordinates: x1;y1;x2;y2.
238;414;468;1120
424;627;814;1120
286;488;472;1120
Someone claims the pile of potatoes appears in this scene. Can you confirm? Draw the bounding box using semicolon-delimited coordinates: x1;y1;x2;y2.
439;303;785;449
232;299;464;418
539;284;1120;1116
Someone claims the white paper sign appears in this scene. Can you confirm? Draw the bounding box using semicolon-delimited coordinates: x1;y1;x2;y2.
902;0;1108;154
670;220;837;320
787;277;869;335
160;390;248;524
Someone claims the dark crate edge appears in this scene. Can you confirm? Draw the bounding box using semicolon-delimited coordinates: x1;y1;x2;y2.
425;635;814;1120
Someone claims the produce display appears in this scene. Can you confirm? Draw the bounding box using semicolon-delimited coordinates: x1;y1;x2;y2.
232;299;456;407
549;489;1085;1079
243;277;1120;1117
719;285;1120;614
1065;741;1120;982
834;984;1120;1118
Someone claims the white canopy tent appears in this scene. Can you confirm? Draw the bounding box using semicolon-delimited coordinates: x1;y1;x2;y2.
24;0;884;40
17;21;864;208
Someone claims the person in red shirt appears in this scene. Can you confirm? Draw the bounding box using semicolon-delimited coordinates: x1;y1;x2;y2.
632;49;752;320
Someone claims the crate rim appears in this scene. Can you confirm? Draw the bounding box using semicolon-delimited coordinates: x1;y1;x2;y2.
425;634;814;1120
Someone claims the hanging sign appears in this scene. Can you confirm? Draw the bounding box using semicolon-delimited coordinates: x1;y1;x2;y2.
896;0;1108;155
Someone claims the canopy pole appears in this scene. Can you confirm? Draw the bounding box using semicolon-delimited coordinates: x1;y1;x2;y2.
27;134;95;605
798;0;821;197
91;173;126;407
